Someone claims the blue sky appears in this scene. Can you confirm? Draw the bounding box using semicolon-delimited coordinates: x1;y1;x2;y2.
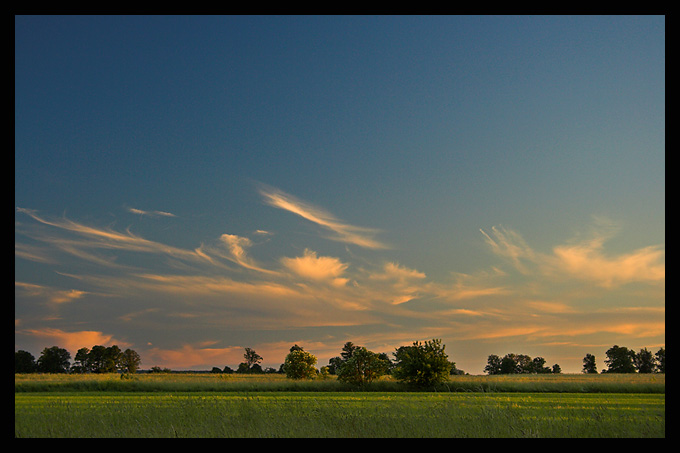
15;15;664;374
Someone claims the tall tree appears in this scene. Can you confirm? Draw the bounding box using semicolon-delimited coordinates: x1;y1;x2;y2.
634;348;656;373
582;353;598;374
72;347;92;373
120;348;142;373
243;347;263;368
484;354;502;375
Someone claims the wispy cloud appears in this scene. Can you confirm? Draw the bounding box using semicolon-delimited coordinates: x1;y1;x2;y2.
15;281;88;305
217;233;279;275
480;220;665;288
16;207;194;263
126;206;176;217
259;186;389;249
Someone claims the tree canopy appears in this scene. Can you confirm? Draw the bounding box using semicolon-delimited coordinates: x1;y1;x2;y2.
392;339;451;387
336;345;389;386
283;345;318;379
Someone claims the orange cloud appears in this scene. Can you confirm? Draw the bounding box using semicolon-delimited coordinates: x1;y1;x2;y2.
552;243;665;287
281;249;349;286
145;344;243;369
15;282;88;304
19;328;130;353
480;221;665;287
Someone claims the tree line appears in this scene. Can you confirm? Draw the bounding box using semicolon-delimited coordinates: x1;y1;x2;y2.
14;345;141;374
15;341;666;385
582;345;665;374
484;345;665;375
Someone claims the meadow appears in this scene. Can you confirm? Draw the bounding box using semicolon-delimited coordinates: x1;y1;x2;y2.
14;373;665;438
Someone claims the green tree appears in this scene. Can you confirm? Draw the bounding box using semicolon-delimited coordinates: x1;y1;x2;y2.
37;346;71;373
655;347;665;373
392;339;451;387
120;348;142;373
449;361;465;375
283;345;317;379
87;345;107;373
243;347;263;368
377;352;394;374
582;353;598;374
604;345;636;373
337;347;388;385
484;354;502;375
326;356;343;375
15;350;37;373
500;353;531;374
634;348;656;374
72;347;92;373
340;341;359;361
104;345;122;372
531;356;551;374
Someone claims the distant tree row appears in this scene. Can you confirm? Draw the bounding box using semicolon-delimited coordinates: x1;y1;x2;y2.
15;345;141;374
484;353;562;375
482;345;666;376
582;346;665;374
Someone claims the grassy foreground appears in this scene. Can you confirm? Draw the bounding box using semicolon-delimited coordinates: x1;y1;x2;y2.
14;373;665;438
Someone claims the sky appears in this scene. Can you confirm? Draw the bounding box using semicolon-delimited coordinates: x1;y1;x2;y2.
15;15;664;374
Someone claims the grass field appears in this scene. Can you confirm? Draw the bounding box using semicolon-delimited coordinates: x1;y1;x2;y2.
14;373;665;438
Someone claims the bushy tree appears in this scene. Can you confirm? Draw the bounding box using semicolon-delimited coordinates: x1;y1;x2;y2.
604;345;636;373
530;356;552;374
337;347;388;385
484;354;502;375
655;347;665;373
37;346;71;373
120;348;142;373
582;353;598;374
71;347;92;373
392;339;451;387
15;350;37;373
634;348;655;374
283;345;317;379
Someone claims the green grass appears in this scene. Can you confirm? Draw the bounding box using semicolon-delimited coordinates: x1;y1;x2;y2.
14;373;665;437
15;391;664;437
14;372;665;393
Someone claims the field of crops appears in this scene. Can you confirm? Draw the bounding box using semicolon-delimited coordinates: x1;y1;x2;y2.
15;373;665;438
